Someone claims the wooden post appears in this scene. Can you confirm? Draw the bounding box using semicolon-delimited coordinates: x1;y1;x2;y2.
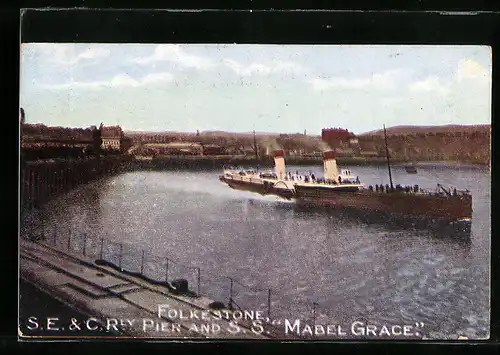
229;278;234;309
119;243;123;269
268;289;271;318
140;250;145;274
165;258;169;282
67;228;71;251
33;169;37;207
197;267;201;296
69;165;73;189
50;165;53;197
63;166;67;191
49;165;52;198
29;168;34;209
383;124;394;190
37;167;41;205
44;165;48;201
312;302;318;328
83;233;87;256
26;168;29;207
40;166;45;203
48;165;51;197
54;167;57;195
99;237;104;259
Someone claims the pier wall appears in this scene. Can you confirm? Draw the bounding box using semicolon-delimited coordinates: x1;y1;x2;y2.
20;155;134;210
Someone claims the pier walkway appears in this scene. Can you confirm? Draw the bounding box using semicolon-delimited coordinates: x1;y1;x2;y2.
19;238;285;340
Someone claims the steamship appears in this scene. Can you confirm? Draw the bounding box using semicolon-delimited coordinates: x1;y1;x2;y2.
219;131;472;225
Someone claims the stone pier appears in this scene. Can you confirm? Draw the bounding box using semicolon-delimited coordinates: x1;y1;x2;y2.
20;155;133;210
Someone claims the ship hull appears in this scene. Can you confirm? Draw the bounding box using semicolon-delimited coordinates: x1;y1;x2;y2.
219;176;294;199
294;185;472;223
219;176;472;224
290;202;471;237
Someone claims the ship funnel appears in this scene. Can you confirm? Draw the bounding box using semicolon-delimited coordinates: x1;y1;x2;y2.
323;150;339;181
272;149;286;179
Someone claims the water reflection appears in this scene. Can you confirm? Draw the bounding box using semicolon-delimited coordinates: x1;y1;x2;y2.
276;202;472;242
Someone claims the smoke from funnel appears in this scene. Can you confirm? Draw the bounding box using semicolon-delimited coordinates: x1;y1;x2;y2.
271;149;286;179
262;137;282;156
319;140;332;153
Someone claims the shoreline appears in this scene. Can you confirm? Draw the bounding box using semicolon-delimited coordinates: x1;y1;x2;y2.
125;155;490;169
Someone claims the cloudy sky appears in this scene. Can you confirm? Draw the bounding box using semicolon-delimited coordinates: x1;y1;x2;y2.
20;44;491;134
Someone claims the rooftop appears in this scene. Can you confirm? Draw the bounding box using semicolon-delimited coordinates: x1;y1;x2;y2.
101;126;123;138
144;142;202;148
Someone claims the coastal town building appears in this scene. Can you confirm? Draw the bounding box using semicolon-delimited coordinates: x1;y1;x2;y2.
20;123;101;160
141;142;203;155
100;124;124;152
321;127;354;149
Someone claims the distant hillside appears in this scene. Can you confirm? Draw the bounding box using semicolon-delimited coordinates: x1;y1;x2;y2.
358;124;491;165
360;124;491;137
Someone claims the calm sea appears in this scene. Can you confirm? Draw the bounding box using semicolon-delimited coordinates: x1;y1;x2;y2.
21;163;490;339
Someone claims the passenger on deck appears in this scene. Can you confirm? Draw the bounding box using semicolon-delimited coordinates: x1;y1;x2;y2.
311;174;316;181
355;176;360;184
338;176;342;184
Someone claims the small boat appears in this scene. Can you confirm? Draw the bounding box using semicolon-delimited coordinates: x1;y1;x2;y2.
405;165;418;174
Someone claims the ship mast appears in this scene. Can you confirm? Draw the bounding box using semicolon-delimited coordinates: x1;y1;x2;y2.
383;124;394;189
253;129;259;160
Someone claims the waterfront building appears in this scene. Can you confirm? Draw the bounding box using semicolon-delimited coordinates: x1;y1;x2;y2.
349;137;359;145
142;142;203;155
21;123;100;160
100;124;124;152
321;127;354;149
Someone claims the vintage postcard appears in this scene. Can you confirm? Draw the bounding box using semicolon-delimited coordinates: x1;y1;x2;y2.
18;43;491;341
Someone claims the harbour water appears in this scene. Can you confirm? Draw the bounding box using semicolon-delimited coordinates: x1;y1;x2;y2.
21;163;490;339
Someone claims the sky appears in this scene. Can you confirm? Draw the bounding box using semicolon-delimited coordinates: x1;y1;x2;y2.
20;44;491;135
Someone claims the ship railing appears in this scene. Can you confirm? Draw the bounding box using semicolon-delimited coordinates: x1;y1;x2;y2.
368;184;435;194
455;189;471;197
413;188;470;198
436;184;471;197
223;166;238;173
